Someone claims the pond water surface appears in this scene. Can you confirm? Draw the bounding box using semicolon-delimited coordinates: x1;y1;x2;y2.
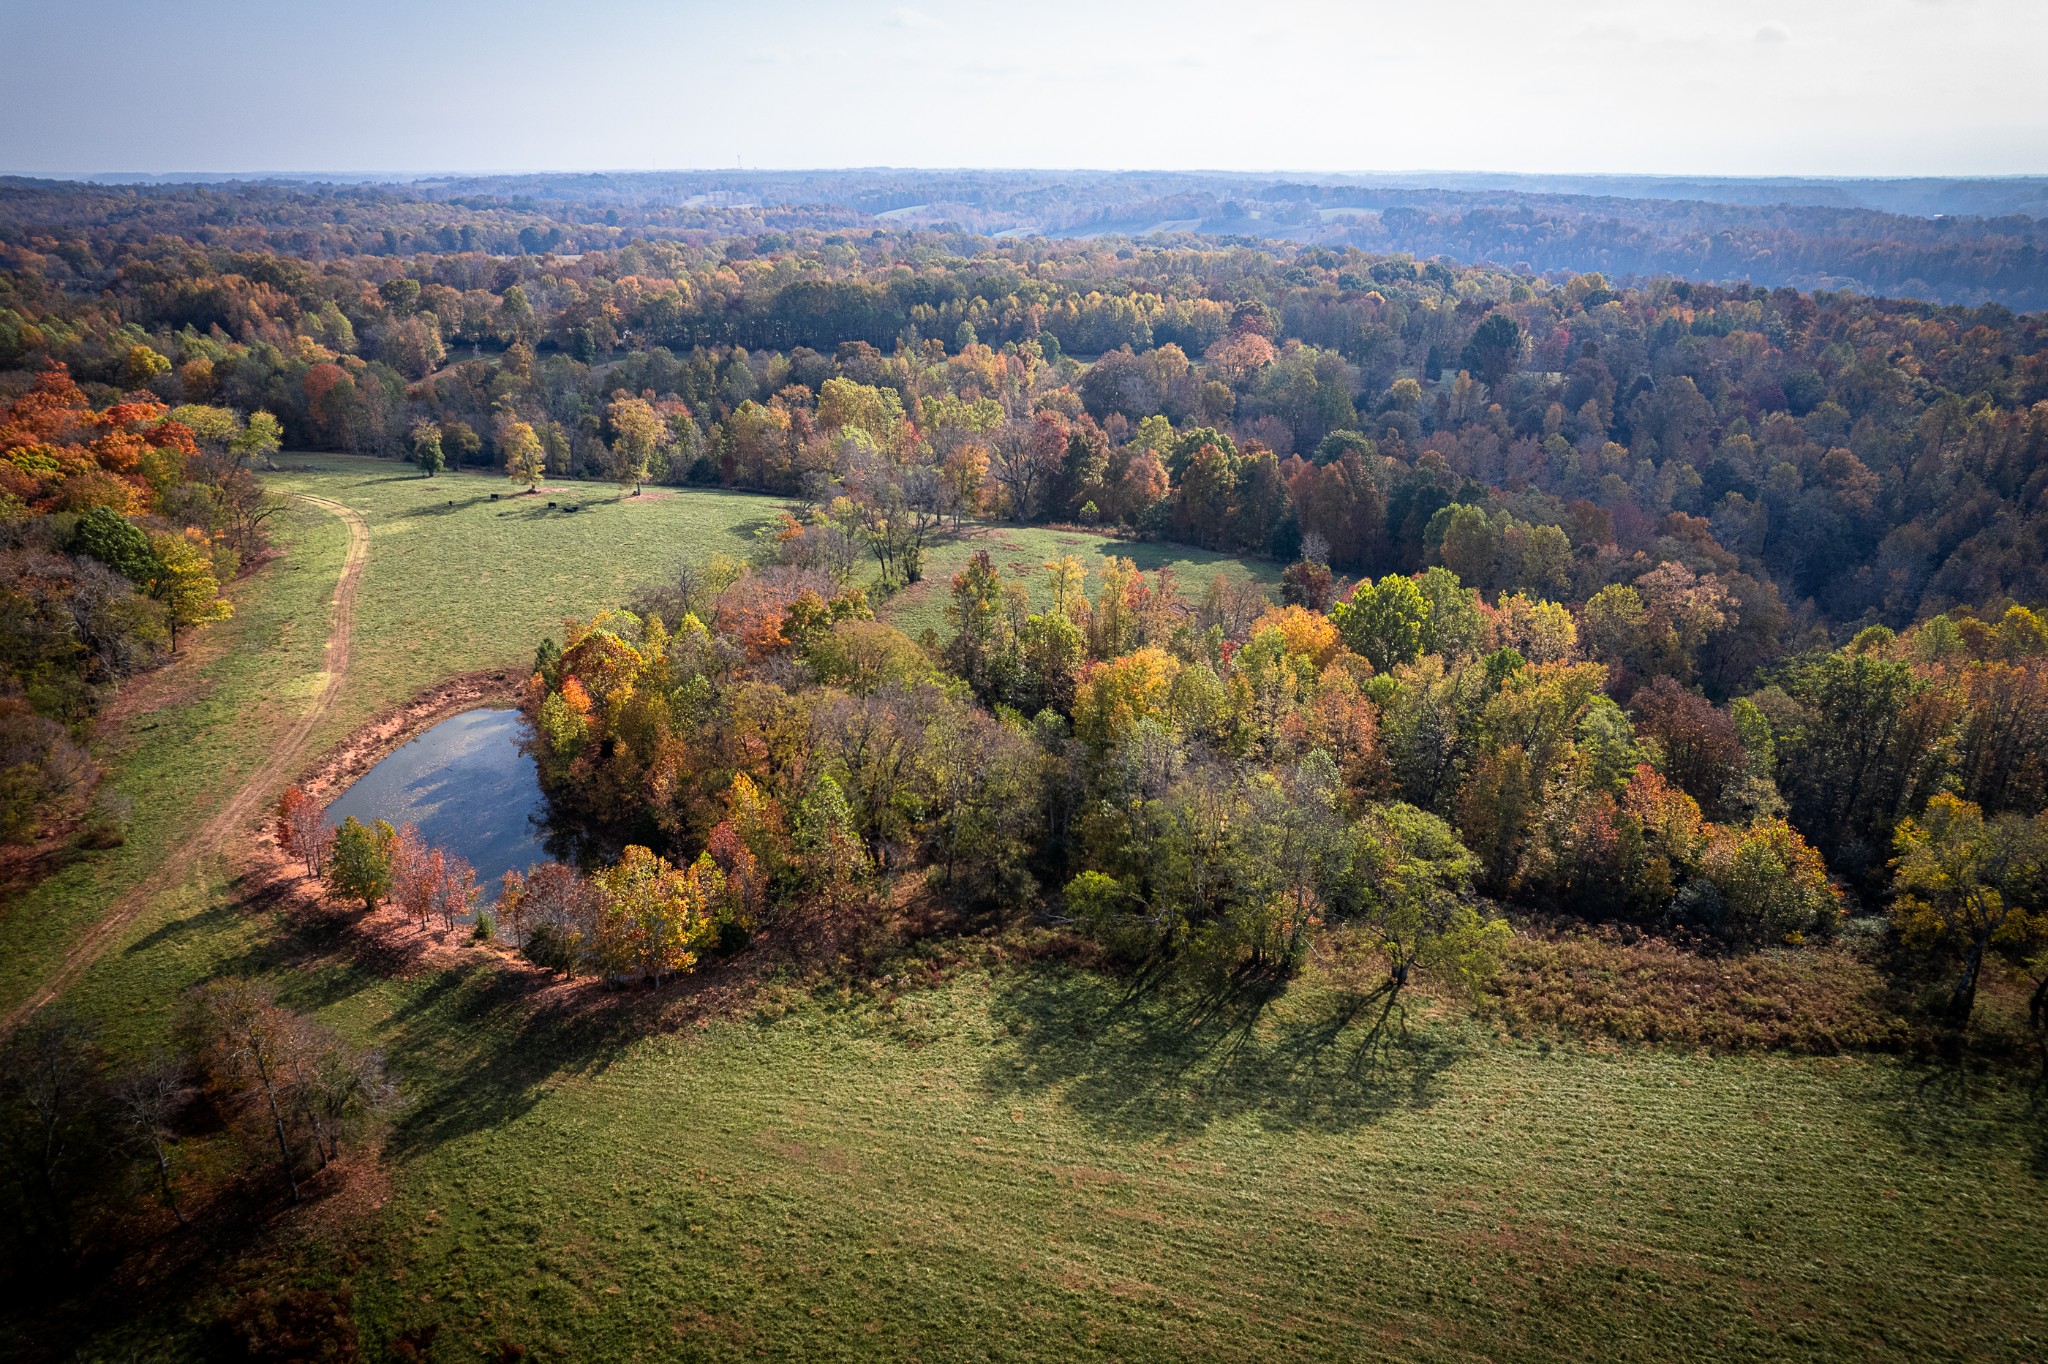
326;708;550;896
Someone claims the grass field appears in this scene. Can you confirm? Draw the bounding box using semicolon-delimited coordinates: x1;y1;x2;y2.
7;454;2047;1361
350;966;2045;1362
260;458;777;753
64;943;2048;1362
262;457;1280;718
0;499;352;1020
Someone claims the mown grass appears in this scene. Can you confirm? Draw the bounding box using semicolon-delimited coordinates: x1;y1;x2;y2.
49;923;2048;1362
10;454;2048;1361
260;458;774;751
0;499;349;1019
124;949;2048;1361
261;457;1281;736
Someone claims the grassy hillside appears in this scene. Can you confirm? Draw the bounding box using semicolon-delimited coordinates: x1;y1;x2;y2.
59;938;2048;1362
347;966;2047;1362
7;455;2045;1361
263;457;1279;718
0;499;351;1019
260;458;777;751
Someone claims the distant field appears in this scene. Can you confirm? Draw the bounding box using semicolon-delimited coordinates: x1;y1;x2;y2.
264;456;1280;699
9;454;2045;1361
261;457;776;748
896;524;1281;640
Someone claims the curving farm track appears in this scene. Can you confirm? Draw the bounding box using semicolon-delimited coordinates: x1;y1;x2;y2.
0;493;368;1036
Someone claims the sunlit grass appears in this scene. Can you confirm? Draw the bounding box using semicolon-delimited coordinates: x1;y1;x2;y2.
264;455;1282;699
0;500;347;1019
328;960;2048;1361
14;453;2046;1361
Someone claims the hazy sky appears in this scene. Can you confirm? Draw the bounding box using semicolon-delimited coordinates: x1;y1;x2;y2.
4;0;2044;177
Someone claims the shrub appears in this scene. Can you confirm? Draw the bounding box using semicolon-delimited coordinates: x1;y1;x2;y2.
1692;817;1843;944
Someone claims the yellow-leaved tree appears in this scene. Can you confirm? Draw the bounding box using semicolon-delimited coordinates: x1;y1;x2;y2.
1892;792;2047;1024
147;528;231;650
503;419;547;492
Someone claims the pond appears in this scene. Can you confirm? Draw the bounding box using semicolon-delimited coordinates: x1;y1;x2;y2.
326;708;552;898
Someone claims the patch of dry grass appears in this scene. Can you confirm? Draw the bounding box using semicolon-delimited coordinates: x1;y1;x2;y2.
1480;920;1914;1053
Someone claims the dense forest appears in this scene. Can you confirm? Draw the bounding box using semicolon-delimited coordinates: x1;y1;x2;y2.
469;541;2047;1037
3;170;2048;1357
5;203;2045;633
4;190;2047;1002
8;170;2047;307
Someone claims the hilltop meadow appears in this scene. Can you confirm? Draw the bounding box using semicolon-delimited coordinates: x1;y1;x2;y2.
3;211;2047;1361
0;460;2035;1360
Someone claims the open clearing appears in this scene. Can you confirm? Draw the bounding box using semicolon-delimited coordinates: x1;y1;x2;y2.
264;455;1281;664
4;456;2044;1361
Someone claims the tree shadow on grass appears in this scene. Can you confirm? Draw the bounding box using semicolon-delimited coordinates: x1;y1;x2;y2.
121;896;246;955
165;870;665;1169
725;512;781;541
374;967;646;1159
395;493;499;518
219;901;644;1154
980;961;1465;1142
1854;1047;2048;1180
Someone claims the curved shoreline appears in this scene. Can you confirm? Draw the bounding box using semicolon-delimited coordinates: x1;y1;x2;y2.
292;667;525;807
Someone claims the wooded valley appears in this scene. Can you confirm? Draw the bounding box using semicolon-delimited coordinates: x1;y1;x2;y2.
2;173;2046;1361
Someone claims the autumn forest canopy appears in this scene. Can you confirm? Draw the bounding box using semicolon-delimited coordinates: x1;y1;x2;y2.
5;168;2048;1358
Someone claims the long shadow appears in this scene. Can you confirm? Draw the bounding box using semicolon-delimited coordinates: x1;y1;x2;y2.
375;967;644;1157
144;863;677;1183
196;873;472;1014
725;512;780;540
396;493;499;518
1852;1045;2048;1181
981;961;1465;1141
200;910;392;1016
189;896;644;1153
121;897;244;954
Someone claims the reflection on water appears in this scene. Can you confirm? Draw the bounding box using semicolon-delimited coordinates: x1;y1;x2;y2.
326;708;549;898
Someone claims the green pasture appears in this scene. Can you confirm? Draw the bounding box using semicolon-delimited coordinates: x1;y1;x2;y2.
4;454;2043;1361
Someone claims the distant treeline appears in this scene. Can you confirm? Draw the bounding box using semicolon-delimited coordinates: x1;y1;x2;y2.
5;216;2046;632
4;171;2046;308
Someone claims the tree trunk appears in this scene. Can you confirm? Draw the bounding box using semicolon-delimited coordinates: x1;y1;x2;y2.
150;1136;187;1226
1949;940;1987;1024
247;1039;300;1203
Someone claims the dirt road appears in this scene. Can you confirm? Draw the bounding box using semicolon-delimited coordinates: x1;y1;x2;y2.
0;493;369;1036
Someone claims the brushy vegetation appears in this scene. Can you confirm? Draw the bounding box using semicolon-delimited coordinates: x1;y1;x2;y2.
1480;920;1914;1053
3;464;2046;1361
